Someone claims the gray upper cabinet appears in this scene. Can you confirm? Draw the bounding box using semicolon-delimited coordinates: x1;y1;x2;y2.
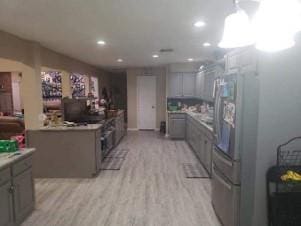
195;64;224;102
168;73;196;97
203;71;215;102
168;73;183;97
182;73;196;97
0;181;14;226
195;71;205;98
13;168;35;224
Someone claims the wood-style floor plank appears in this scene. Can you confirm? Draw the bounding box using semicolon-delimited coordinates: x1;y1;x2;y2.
22;131;220;226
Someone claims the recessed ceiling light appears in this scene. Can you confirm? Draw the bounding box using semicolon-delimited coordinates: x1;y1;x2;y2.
203;42;211;47
97;40;106;45
152;54;159;58
117;59;123;62
194;21;206;27
188;58;194;62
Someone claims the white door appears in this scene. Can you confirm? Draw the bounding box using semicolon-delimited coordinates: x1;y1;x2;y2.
137;76;156;130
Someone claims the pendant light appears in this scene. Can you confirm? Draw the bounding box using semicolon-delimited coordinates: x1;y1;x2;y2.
218;1;255;48
253;0;301;52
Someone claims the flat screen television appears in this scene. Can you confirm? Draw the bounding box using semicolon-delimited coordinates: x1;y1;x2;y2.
62;98;87;122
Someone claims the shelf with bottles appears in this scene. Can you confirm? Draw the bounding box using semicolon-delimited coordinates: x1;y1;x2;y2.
70;73;88;98
41;71;62;99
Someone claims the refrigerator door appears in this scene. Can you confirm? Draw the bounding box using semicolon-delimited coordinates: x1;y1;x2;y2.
212;164;240;226
214;73;243;161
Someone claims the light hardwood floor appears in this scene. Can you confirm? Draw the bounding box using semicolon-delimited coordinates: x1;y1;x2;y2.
23;131;220;226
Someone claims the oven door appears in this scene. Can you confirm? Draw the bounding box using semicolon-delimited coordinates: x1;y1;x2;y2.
212;164;240;226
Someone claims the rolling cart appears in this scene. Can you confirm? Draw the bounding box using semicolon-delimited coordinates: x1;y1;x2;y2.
267;137;301;226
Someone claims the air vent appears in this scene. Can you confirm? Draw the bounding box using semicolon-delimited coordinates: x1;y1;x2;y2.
160;48;174;53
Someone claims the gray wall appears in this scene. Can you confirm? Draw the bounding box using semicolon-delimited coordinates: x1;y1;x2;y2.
252;43;301;226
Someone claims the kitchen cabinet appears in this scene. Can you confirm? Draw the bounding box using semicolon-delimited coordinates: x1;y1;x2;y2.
168;73;182;97
182;73;196;97
195;71;205;98
185;114;213;175
203;71;215;102
168;73;196;97
0;150;35;226
0;177;14;226
13;168;35;224
195;64;224;102
168;113;186;139
114;110;125;145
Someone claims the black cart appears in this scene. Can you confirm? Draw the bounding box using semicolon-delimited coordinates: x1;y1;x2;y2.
267;137;301;226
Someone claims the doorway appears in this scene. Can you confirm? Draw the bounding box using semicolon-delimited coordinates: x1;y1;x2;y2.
137;76;156;130
0;72;22;116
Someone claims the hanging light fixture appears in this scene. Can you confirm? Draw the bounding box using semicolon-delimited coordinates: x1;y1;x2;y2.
218;1;255;48
253;0;301;52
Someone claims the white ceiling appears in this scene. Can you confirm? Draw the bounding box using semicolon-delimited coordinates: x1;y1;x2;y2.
0;0;233;68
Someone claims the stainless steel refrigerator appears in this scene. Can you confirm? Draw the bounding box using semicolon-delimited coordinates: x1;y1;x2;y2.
212;69;259;226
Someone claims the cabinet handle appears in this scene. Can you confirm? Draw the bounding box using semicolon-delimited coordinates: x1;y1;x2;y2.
8;186;14;194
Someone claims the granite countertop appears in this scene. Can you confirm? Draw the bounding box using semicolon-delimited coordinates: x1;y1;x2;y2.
186;111;214;132
37;123;103;131
168;111;214;133
0;148;35;170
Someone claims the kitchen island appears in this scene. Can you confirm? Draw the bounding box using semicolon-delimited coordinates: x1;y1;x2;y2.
26;124;103;178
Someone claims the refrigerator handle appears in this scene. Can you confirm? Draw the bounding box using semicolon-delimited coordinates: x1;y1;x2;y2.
214;81;222;138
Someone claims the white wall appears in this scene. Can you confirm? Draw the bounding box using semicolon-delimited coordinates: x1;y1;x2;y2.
252;43;301;226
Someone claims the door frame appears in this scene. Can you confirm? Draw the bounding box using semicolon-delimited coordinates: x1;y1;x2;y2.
137;76;157;130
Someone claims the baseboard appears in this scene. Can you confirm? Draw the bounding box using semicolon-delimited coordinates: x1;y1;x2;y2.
127;128;139;131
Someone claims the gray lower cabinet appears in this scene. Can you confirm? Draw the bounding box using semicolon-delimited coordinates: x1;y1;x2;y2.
168;113;186;139
185;114;213;175
13;168;35;224
0;181;14;226
0;155;35;226
169;118;185;139
114;111;125;145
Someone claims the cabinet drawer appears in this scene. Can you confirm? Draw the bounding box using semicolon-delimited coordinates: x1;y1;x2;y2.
12;156;33;176
212;165;240;226
169;113;186;119
0;167;11;185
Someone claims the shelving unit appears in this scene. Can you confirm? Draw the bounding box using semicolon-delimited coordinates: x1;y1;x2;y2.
41;71;62;100
70;73;87;97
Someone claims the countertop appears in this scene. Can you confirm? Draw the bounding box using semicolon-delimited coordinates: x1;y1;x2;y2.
36;124;103;131
0;148;35;170
32;110;125;132
168;111;214;133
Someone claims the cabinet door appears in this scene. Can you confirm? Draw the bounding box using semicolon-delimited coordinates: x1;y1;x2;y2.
0;182;14;226
95;129;102;171
203;136;212;174
182;73;196;97
169;119;185;139
168;74;183;97
196;72;205;98
204;71;215;101
13;168;35;224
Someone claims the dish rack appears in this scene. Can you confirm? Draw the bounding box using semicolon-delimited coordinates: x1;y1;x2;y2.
267;137;301;226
